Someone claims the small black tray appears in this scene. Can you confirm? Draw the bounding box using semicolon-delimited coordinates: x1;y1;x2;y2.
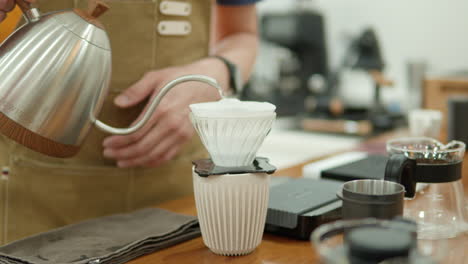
193;157;277;177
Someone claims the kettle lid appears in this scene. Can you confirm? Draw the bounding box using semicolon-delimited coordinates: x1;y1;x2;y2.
45;1;110;50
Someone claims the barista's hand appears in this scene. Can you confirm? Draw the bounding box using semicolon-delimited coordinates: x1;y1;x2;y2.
0;0;35;22
102;58;228;168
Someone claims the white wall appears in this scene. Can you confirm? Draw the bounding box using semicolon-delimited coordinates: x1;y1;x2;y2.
257;0;468;110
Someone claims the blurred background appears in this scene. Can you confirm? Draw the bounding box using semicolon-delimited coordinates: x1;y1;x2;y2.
243;0;468;134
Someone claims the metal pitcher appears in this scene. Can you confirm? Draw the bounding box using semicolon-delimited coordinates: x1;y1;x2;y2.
0;0;221;158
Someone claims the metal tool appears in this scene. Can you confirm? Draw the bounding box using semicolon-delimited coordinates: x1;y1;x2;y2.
0;0;222;157
337;179;405;220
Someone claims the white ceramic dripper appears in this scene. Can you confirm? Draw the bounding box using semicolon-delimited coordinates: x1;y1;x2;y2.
190;99;276;167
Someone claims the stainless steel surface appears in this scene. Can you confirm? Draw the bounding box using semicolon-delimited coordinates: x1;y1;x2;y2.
0;10;111;146
95;75;223;135
54;12;110;49
338;179;405;220
343;179;404;195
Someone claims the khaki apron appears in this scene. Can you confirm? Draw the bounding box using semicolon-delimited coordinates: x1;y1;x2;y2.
0;0;211;244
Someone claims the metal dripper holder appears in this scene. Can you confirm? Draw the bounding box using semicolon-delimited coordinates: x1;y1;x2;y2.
384;137;466;240
190;99;277;256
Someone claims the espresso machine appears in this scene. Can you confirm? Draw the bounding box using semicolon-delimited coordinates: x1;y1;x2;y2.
245;3;400;135
300;27;404;136
243;3;329;116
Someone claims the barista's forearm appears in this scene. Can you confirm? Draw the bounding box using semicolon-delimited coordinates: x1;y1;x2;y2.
209;4;259;94
212;32;258;85
182;5;258;95
195;34;257;95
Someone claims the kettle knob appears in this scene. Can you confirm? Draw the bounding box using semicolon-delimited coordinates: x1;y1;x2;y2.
88;0;109;18
73;0;109;29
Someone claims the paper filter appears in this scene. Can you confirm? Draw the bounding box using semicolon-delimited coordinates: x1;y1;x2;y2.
190;99;276;167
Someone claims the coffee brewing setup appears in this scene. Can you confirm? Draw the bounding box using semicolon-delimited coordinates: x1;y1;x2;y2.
189;99;277;255
0;0;466;262
0;0;279;257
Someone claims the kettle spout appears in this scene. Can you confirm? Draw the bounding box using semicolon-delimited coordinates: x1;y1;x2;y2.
94;74;223;135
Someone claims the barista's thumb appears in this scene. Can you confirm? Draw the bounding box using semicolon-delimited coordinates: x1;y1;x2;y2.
114;72;159;108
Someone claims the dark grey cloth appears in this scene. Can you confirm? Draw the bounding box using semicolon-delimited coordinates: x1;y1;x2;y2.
0;208;200;264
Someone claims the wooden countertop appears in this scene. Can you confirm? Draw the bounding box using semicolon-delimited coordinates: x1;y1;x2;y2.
128;130;468;264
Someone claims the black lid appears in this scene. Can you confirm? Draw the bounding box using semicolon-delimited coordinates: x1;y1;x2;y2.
347;227;412;263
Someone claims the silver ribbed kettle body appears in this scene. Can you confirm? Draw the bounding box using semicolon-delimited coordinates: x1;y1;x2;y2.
0;10;111;147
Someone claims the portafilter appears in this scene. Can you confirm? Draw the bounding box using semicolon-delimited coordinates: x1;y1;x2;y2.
0;0;222;158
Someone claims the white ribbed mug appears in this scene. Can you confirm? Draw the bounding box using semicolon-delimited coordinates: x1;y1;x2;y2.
193;169;270;256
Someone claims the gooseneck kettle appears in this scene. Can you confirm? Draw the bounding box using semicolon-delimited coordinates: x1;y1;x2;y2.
0;0;222;158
